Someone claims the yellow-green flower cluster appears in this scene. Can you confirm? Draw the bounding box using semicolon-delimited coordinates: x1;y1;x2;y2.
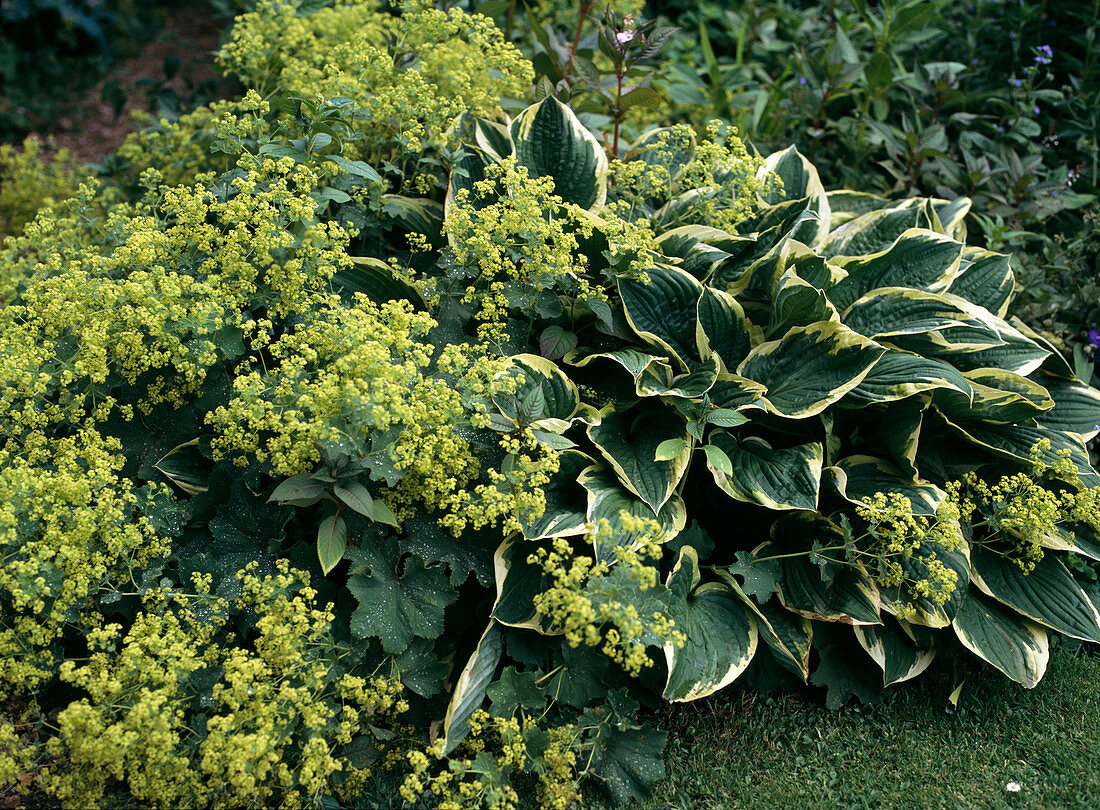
397;711;581;810
0;137;89;238
0;427;167;694
855;492;962;618
40;560;408;809
219;0;533;159
529;515;683;676
674;121;772;231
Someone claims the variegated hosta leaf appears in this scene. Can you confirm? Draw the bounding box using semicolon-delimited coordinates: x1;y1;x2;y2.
823;201;946;259
696;286;754;371
844;347;972;406
1011;317;1077;380
767;271;840;340
587;410;691;514
938;419;1100;487
719;570;813;681
927;296;1051;375
619;266;704;367
841;286;978;340
877;530;970;629
1035;378;1100;441
662;547;758;701
736;320;885;418
441;622;503;754
952;591;1049;688
153;438;210;496
933;368;1054;425
853;621;936;686
826;190;889;229
827;455;946;516
707;373;769;410
578;465;687;560
946;247;1015;318
520;450;593;541
827;228;963;311
775;553;882;625
510;96;608;210
970;548;1100;643
707;432;822;512
491;354;599;431
491;538;555;632
757;145;831;248
655;224;756;281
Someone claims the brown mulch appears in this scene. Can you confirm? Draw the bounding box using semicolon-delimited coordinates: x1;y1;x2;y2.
32;4;236;164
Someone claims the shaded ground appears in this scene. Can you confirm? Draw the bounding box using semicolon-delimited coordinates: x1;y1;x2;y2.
32;3;234;164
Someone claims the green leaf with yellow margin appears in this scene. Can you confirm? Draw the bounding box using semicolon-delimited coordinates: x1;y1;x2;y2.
952;591;1048;688
707;432;822;512
618;266;704;368
737;321;885;418
853;621;936;686
441;622;504;754
844;348;972;406
587;410;691;514
662;547;758;701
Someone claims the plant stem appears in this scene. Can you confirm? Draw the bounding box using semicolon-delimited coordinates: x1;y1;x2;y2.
564;1;595;83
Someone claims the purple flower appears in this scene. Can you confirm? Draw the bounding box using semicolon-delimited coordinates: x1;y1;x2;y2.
1088;328;1100;349
1035;44;1053;64
798;77;808;86
1012;78;1023;87
1034;105;1041;114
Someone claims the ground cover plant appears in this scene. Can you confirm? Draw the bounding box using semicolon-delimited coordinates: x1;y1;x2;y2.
2;0;1100;807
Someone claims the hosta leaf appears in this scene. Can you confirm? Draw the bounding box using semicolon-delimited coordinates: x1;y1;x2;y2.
619;266;704;367
824;208;944;260
737;321;885;418
758;145;831;247
827;228;963;310
492;537;555;632
663;547;758;701
707;432;822;512
441;622;503;754
587;411;691;514
952;592;1048;688
853;622;936;686
346;540;458;654
721;570;813;681
696;286;754;370
970;548;1100;643
520;450;592;541
767;272;840;340
842;287;977;339
707;374;769;410
380;195;443;241
578;465;687;558
829;455;945;516
933;368;1054;424
878;532;970;629
1035;378;1100;440
939;420;1100;487
493;354;596;427
844;348;972;406
946;247;1015;317
931;297;1050;375
776;552;882;625
153;438;211;496
827;190;889;228
510;96;608;210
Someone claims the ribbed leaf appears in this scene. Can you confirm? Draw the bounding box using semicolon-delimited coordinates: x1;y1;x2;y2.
520;450;592;541
619;266;704;367
491;538;554;631
854;622;936;686
587;411;691;513
737;321;885;418
939;420;1100;487
492;354;598;428
934;368;1054;424
824;208;939;259
510;96;608;209
758;145;831;247
767;272;840;340
720;571;813;681
947;248;1015;317
441;622;504;754
696;286;754;370
952;592;1048;688
970;548;1100;643
707;432;822;511
844;348;972;406
578;465;687;559
842;287;976;339
663;547;758;701
776;555;882;625
153;438;211;496
830;455;945;516
1035;379;1100;440
828;228;963;310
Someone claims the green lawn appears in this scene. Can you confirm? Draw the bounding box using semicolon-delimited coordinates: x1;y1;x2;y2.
603;648;1100;810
